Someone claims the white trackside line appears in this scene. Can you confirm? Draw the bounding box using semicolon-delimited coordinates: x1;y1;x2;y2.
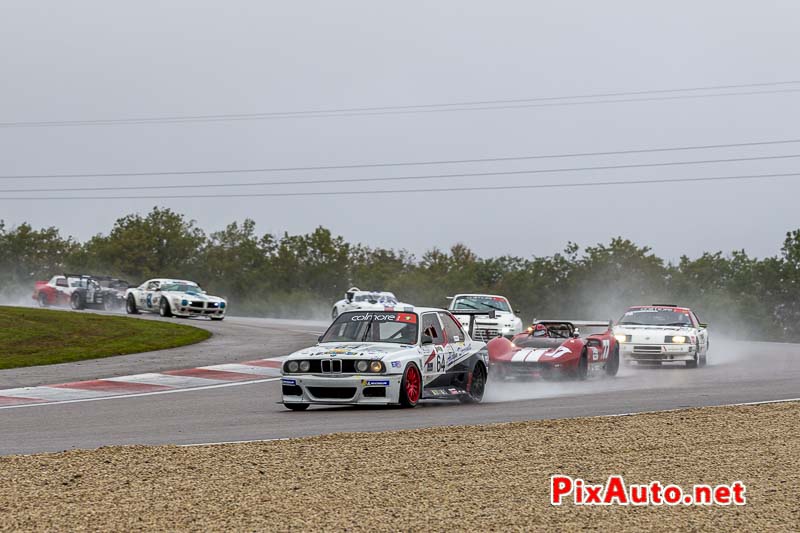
0;386;111;401
0;377;282;411
104;373;227;388
198;363;282;376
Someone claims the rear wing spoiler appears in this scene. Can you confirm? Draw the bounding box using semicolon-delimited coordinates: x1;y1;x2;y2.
450;310;497;338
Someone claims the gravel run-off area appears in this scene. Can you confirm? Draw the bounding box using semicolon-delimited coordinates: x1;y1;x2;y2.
0;401;797;532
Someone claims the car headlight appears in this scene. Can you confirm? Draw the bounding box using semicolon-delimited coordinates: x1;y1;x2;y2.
220;302;226;309
286;361;299;373
299;361;310;372
668;335;687;344
181;299;188;306
614;334;630;343
369;361;384;373
355;360;369;372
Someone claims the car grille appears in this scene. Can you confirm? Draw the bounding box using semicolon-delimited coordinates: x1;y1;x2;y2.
206;302;220;308
633;345;663;354
190;301;205;307
307;387;357;400
472;327;502;342
283;359;360;374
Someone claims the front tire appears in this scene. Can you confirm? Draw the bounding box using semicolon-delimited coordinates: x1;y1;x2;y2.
285;403;309;411
126;295;139;314
605;344;620;377
159;297;173;317
210;316;224;321
575;349;588;380
460;362;487;403
399;363;422;408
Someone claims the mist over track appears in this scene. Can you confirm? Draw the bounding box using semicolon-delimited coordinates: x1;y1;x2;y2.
0;315;798;455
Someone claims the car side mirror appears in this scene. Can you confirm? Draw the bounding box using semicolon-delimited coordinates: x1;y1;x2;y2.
699;323;708;329
155;287;161;292
515;309;521;315
421;334;434;345
317;335;323;343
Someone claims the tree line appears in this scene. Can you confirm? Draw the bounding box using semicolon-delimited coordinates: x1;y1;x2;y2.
2;207;799;340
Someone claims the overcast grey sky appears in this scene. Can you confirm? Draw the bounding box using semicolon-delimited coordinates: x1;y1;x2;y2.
1;1;799;261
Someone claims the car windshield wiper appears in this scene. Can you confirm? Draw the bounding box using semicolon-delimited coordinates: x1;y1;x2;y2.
456;301;479;309
618;321;643;325
664;322;691;326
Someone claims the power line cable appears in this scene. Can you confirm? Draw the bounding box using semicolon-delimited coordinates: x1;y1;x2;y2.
2;171;797;201
2;80;799;128
3;137;800;181
2;153;799;194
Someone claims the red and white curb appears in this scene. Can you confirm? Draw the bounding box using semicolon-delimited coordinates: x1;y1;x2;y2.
0;357;286;410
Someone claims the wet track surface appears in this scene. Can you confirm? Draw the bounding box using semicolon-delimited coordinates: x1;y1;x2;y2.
1;316;799;455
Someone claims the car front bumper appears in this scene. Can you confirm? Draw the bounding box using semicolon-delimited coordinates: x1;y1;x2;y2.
281;374;403;405
620;342;696;362
172;304;226;318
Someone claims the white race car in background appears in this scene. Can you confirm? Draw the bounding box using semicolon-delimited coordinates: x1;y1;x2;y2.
125;278;227;320
281;308;488;410
613;304;709;368
330;287;412;319
447;294;523;342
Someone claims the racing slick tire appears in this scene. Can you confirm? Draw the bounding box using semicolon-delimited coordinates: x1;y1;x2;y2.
459;362;487;403
210;316;224;321
575;349;589;380
126;295;139;314
37;293;49;307
70;291;85;311
284;403;310;411
159;297;173;318
605;344;620;377
399;362;422;408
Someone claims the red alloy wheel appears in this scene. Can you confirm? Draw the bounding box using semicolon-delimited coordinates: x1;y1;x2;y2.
404;364;421;404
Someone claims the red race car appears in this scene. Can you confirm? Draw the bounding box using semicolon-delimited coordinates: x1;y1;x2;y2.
487;320;620;380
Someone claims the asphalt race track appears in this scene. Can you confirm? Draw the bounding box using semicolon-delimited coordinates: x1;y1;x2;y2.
1;316;799;455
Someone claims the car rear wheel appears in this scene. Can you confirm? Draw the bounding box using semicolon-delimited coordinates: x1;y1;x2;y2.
159;297;173;317
38;293;49;307
460;362;487;403
70;292;85;310
126;295;139;314
605;344;620;377
103;296;116;312
399;363;422;408
285;403;309;411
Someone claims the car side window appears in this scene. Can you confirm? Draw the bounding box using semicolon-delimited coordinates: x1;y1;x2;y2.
146;281;159;291
691;311;701;327
439;312;466;343
421;313;444;344
55;277;68;287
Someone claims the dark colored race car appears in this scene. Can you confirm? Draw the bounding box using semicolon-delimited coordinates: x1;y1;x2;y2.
486;320;620;380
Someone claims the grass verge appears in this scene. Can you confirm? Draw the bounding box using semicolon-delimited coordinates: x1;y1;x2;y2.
0;306;211;369
0;401;797;531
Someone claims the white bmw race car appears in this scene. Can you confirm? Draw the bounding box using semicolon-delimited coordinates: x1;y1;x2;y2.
281;308;489;410
613;304;709;368
125;278;227;320
330;287;412;319
448;294;524;341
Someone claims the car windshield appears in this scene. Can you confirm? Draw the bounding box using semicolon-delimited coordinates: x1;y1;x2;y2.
453;295;510;312
618;308;693;326
353;293;397;304
320;311;418;344
161;283;202;293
